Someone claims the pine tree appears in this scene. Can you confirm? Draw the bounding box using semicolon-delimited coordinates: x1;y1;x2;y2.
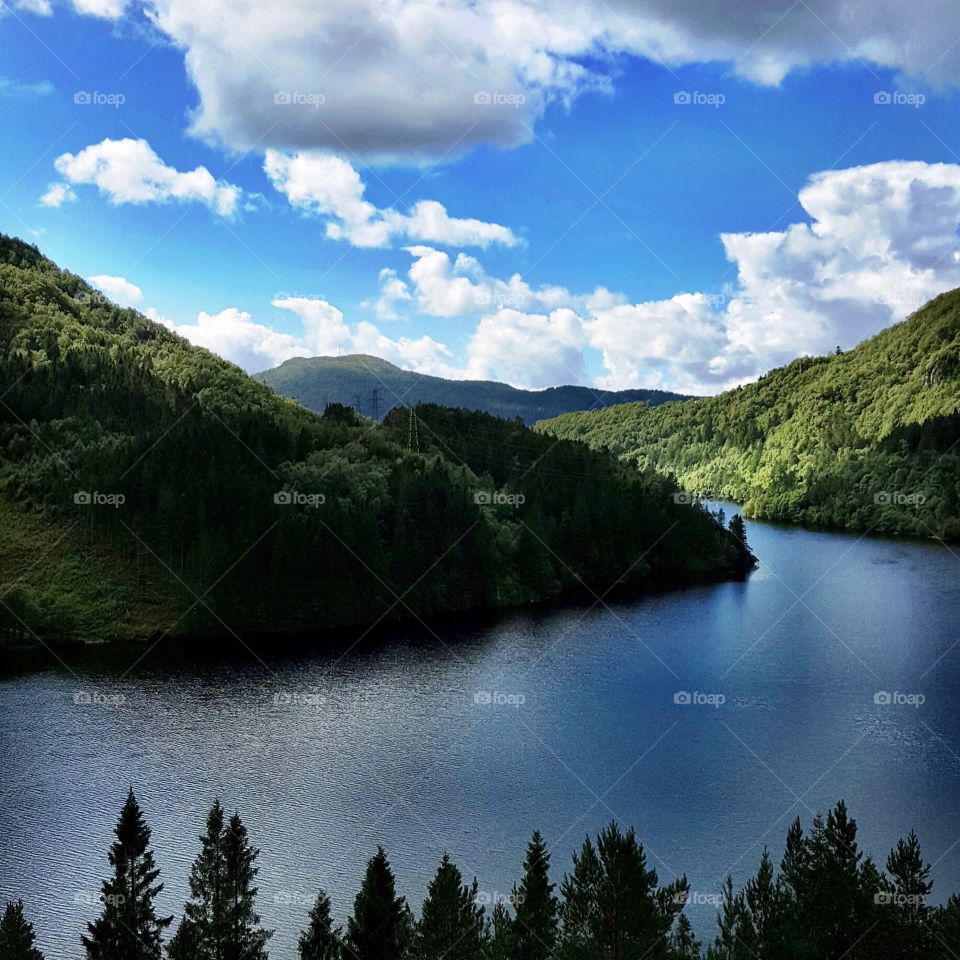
668;914;701;959
222;812;271;960
165;919;200;960
884;830;933;959
298;890;341;960
558;823;683;960
512;832;558;960
728;515;749;560
706;876;753;960
0;901;44;960
413;855;486;960
345;846;410;960
81;789;172;960
488;902;515;960
180;800;227;958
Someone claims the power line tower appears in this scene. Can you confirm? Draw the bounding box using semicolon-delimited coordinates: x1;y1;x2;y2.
354;392;365;416
407;407;420;453
370;387;382;421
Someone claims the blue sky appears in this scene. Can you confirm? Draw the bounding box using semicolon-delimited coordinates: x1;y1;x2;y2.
4;0;960;392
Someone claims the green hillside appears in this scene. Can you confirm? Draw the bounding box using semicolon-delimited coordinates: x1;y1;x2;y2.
0;234;750;648
256;353;687;425
537;292;960;540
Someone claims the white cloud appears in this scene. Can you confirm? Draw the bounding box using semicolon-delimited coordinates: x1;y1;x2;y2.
0;75;54;96
396;160;960;392
362;268;413;321
39;182;76;207
48;138;243;216
71;0;126;17
88;274;143;307
264;150;518;248
145;0;960;161
154;307;310;373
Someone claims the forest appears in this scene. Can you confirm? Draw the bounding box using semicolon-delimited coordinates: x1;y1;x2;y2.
2;790;957;960
537;292;960;540
256;353;686;425
0;235;751;648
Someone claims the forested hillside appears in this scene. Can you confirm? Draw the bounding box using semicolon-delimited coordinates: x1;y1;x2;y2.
257;353;686;424
538;292;960;540
0;235;749;648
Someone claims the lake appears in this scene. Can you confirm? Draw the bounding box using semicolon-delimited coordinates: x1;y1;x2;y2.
2;507;960;958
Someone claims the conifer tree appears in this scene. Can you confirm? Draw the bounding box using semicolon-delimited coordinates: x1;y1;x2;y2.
181;800;227;957
345;846;410;960
413;855;486;960
512;831;558;960
668;914;701;960
884;830;933;959
0;901;44;960
81;789;172;960
165;919;200;960
706;876;753;960
488;902;515;960
222;812;271;960
298;891;341;960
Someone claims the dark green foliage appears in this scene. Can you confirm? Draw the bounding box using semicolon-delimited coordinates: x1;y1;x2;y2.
175;802;271;960
345;847;410;960
668;913;701;959
0;901;44;960
298;891;341;960
256;353;687;426
882;830;933;959
81;789;171;960
511;832;558;960
558;821;687;960
0;233;747;645
539;294;960;540
412;855;487;960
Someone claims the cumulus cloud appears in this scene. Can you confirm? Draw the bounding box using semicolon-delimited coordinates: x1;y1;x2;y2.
143;0;960;161
361;268;413;322
46;138;243;216
397;160;960;392
39;182;76;207
264;150;518;248
88;274;143;307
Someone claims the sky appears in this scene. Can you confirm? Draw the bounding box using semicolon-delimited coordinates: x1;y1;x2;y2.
4;1;960;393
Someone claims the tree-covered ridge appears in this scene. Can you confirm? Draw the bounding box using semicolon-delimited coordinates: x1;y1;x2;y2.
537;293;960;539
4;791;959;959
256;354;688;426
0;234;749;647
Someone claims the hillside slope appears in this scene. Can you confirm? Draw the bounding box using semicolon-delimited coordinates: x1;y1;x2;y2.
538;292;960;539
0;234;750;648
256;354;687;425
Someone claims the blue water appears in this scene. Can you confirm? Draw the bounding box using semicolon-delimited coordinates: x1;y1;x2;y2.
2;510;959;958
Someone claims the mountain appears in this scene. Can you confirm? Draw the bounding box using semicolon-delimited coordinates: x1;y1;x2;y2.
0;234;751;649
537;293;960;540
255;354;688;425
